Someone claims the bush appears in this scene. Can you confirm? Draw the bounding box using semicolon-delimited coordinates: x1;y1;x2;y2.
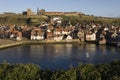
0;60;119;80
0;63;40;80
76;63;101;80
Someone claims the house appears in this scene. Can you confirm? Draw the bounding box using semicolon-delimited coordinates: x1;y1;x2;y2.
66;35;73;41
51;17;62;28
86;33;96;41
53;28;63;41
77;29;84;41
10;30;22;41
62;28;71;35
46;32;53;40
31;28;44;40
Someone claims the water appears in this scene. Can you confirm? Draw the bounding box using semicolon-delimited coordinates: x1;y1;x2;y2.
0;43;120;70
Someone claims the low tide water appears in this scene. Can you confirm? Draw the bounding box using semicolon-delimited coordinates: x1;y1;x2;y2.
0;43;120;70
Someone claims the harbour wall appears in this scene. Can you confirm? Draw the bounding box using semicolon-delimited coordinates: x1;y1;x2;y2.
0;39;80;49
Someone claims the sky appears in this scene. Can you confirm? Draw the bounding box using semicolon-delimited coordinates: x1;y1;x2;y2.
0;0;120;17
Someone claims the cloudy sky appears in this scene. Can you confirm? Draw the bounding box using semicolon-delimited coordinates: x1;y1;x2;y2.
0;0;120;17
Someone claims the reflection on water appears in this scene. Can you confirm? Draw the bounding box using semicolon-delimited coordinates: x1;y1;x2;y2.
0;43;120;70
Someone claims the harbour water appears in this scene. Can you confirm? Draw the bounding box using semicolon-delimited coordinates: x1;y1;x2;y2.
0;43;120;70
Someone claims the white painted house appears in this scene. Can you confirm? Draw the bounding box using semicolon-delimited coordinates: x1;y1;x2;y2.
31;28;44;40
86;33;96;41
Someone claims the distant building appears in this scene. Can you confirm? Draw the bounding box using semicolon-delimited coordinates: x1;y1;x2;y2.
23;9;35;16
37;9;63;16
45;12;63;15
37;9;45;15
23;8;84;16
64;12;84;16
44;11;84;16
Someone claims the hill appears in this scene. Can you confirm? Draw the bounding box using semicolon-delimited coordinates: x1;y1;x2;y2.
0;13;120;26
